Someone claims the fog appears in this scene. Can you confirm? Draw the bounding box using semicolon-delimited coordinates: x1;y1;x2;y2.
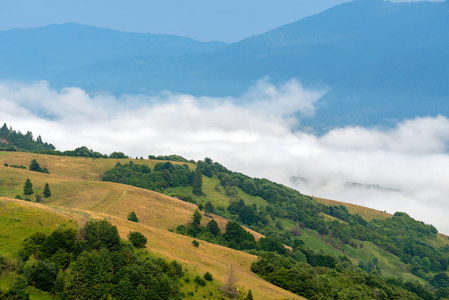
1;80;449;233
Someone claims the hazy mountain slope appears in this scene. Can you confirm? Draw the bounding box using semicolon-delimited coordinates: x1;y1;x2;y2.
52;0;449;129
0;23;227;80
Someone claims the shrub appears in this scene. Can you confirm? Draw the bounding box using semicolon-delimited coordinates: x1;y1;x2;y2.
204;271;213;281
194;275;206;287
127;231;147;248
127;211;138;222
192;240;199;248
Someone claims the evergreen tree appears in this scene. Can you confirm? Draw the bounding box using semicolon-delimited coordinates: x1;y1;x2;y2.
192;166;203;196
204;201;214;216
29;159;41;171
206;219;220;236
43;183;51;198
192;210;202;227
23;179;33;195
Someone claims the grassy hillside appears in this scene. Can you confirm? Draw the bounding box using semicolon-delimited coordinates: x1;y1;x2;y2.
2;151;449;299
0;153;302;299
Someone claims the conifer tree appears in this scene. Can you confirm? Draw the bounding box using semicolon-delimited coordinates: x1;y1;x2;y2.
43;183;51;198
192;166;203;196
23;178;33;195
205;201;214;216
192;209;202;227
29;159;41;171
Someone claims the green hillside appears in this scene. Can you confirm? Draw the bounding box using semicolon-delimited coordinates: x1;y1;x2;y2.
1;150;449;299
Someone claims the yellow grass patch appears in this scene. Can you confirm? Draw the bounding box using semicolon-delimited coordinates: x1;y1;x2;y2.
313;196;392;221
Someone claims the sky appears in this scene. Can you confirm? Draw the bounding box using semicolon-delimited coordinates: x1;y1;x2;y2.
0;0;440;42
1;80;449;234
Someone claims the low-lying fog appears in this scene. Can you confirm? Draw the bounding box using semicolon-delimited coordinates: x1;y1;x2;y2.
1;80;448;233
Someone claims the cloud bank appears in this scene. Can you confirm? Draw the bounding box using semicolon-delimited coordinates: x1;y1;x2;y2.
1;80;449;233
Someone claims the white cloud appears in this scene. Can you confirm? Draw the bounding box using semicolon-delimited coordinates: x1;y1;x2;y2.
1;80;449;234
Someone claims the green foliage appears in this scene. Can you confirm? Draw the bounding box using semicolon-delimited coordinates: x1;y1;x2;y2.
257;236;287;255
203;271;213;281
23;259;58;292
192;240;199;248
192;166;203;196
83;219;121;251
251;252;422;300
192;209;202;227
127;211;138;222
29;159;49;173
148;154;190;162
224;221;256;249
128;231;147;248
12;220;183;299
102;161;194;193
246;289;254;300
204;201;214;215
194;275;206;286
109;151;128;159
23;178;33;195
0;123;55;152
18;231;47;261
40;146;109;158
5;275;30;300
206;219;220;236
43;183;51;198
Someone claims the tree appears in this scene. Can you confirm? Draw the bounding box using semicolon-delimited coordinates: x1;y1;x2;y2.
83;219;121;251
192;210;202;227
204;271;213;281
127;211;138;222
29;159;40;171
192;166;203;196
128;231;147;248
109;151;128;159
43;183;51;198
207;219;220;236
23;179;33;195
29;159;49;174
204;201;214;216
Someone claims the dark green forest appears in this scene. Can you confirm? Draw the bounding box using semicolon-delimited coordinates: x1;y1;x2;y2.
1;220;184;300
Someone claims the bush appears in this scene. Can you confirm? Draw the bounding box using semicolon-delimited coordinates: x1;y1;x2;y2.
192;240;199;247
204;271;213;281
194;275;206;287
128;231;147;248
127;211;139;222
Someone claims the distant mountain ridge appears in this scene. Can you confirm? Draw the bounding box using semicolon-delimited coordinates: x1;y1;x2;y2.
2;0;449;130
0;22;227;80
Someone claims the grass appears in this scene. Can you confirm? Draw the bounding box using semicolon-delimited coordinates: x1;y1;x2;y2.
0;152;195;181
2;151;445;298
0;198;77;257
0;149;303;299
313;196;392;221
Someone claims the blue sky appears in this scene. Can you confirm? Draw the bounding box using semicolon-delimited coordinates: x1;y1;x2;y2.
0;0;353;42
